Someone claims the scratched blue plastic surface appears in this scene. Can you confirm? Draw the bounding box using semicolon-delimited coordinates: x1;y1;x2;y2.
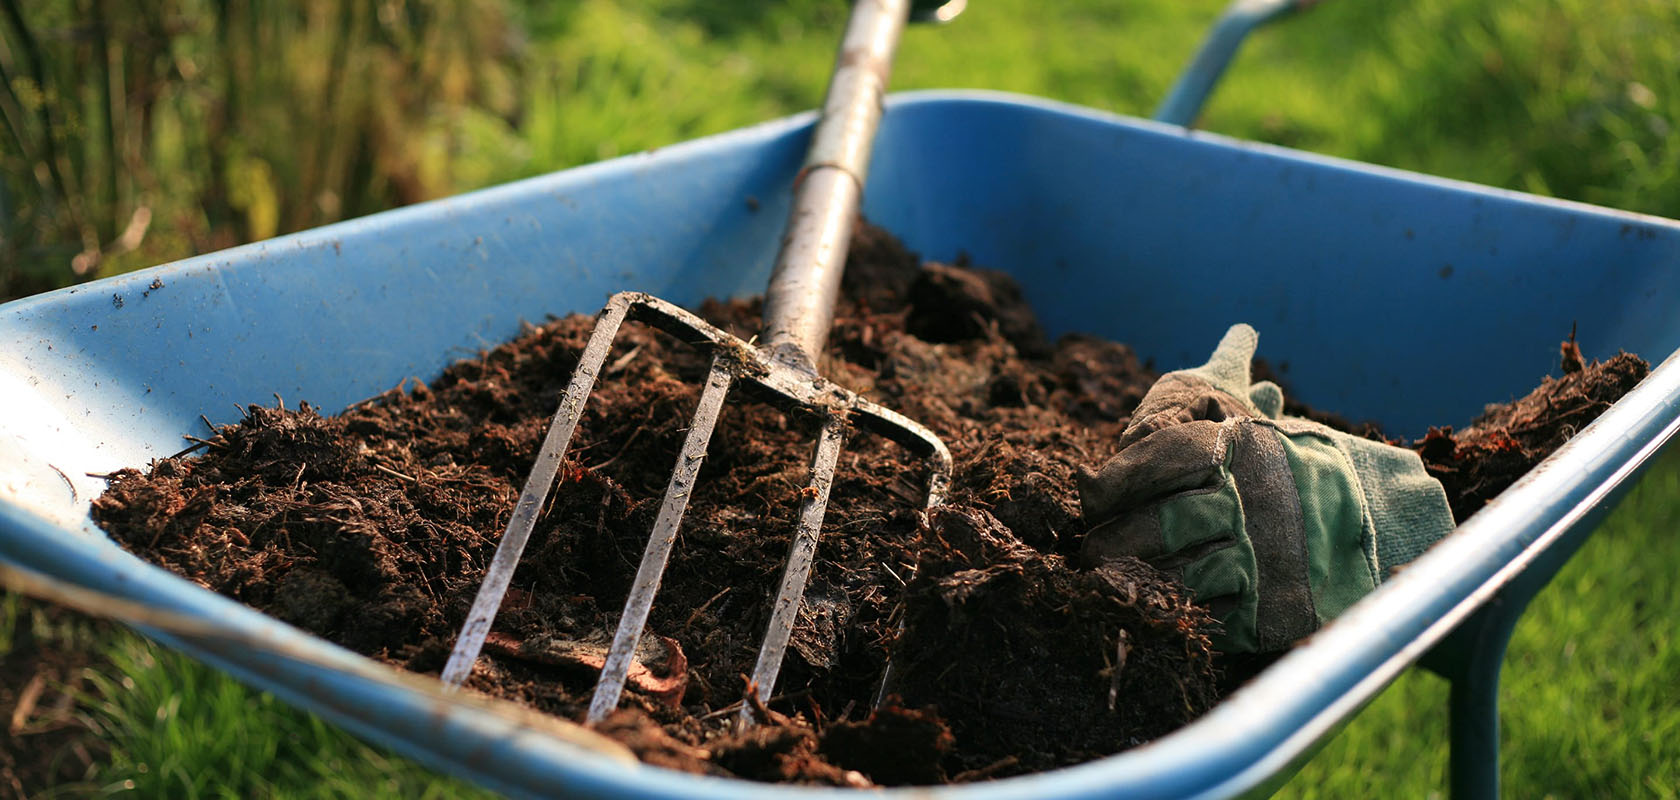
3;91;1679;799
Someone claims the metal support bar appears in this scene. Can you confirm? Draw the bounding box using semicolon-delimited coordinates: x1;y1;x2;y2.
1422;554;1581;799
1438;598;1520;799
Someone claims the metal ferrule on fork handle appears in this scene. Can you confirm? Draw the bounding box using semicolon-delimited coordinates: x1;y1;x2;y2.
761;0;908;375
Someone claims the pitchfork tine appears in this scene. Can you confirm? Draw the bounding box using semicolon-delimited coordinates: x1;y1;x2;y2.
587;359;734;722
440;296;633;689
737;413;846;726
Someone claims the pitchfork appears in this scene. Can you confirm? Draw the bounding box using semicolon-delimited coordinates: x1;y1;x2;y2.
441;0;956;727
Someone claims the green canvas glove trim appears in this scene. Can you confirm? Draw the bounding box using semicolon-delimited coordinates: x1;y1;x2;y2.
1156;468;1245;557
1151;432;1263;654
1179;533;1259;651
1265;423;1380;623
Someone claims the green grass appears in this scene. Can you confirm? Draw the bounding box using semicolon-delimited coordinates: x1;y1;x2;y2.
77;642;490;799
485;0;1680;218
6;0;1680;796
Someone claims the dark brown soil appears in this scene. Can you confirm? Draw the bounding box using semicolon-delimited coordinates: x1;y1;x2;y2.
88;221;1647;786
1416;346;1649;522
891;506;1216;775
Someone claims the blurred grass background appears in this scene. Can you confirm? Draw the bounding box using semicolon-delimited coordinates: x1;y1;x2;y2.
0;0;1676;796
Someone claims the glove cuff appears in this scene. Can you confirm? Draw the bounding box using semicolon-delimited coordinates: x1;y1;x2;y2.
1330;432;1456;574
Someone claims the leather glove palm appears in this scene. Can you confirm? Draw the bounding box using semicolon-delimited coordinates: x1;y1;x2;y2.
1078;324;1454;653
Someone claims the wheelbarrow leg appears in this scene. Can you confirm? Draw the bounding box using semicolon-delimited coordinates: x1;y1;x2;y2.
1425;483;1620;800
1440;597;1522;800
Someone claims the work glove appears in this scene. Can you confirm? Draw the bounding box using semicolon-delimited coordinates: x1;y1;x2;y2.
1077;324;1454;653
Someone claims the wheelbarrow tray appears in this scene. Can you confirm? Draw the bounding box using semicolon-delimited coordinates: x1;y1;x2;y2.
2;90;1678;799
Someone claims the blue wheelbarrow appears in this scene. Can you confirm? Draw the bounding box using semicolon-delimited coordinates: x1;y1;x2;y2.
2;1;1677;797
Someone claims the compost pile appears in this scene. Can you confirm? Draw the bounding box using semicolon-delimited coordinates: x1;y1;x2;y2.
91;223;1647;786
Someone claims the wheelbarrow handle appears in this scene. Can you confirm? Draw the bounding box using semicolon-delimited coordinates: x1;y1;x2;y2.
1154;0;1321;127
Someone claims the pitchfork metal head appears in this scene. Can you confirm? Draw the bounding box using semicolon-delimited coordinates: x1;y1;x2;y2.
440;291;952;725
445;0;947;730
